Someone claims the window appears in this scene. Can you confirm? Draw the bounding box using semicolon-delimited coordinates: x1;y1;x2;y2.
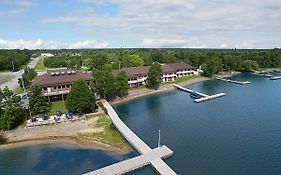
58;86;61;89
66;85;70;88
54;86;57;89
43;87;47;91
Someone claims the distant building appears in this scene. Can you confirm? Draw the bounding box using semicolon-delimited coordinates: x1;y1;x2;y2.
113;63;198;87
31;69;93;101
41;53;54;58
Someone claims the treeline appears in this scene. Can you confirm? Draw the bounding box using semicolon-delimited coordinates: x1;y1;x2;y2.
0;50;32;71
41;48;281;72
43;56;83;69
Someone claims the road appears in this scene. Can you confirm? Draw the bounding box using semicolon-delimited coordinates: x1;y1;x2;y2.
0;56;41;91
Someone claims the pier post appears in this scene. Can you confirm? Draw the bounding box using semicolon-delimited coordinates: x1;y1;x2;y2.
158;130;161;147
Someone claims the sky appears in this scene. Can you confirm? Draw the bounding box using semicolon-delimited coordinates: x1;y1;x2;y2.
0;0;281;49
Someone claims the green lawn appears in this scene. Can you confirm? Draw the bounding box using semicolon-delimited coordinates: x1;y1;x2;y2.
78;115;131;151
49;100;67;115
162;75;203;85
35;57;45;71
16;86;24;94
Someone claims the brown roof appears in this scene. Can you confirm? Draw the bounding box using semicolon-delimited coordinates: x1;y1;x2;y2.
161;64;177;73
32;71;93;87
166;63;193;71
112;66;150;79
112;63;193;78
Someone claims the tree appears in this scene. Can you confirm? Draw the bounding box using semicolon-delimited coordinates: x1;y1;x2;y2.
18;67;37;89
128;54;144;67
0;87;25;130
146;62;162;89
115;71;129;97
202;58;223;77
238;60;259;71
92;65;116;99
65;79;96;113
29;86;49;115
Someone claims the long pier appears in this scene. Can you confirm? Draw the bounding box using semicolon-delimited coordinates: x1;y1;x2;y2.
216;77;251;85
173;84;226;103
83;100;176;175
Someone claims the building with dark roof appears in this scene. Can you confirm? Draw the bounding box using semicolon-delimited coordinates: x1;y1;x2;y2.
112;63;198;87
32;69;93;101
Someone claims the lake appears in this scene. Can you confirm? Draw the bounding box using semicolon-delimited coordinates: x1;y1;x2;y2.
1;73;281;175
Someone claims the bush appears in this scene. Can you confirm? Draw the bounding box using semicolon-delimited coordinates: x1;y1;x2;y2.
0;133;7;144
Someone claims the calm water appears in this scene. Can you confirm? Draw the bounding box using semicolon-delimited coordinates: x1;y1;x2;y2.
1;73;281;175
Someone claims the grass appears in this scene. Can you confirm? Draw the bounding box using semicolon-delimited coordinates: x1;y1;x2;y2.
16;86;24;94
34;57;45;71
49;100;67;115
78;115;131;151
161;75;203;85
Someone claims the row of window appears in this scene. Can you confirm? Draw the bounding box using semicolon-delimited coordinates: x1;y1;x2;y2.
43;84;71;91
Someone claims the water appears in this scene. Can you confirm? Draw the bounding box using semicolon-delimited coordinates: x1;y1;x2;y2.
1;73;281;175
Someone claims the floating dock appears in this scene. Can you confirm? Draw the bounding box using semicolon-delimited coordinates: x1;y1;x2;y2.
172;84;226;103
83;101;176;175
216;77;251;85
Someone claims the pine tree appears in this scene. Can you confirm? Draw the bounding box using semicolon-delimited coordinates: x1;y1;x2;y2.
146;62;162;89
29;86;49;115
65;79;96;113
116;71;128;97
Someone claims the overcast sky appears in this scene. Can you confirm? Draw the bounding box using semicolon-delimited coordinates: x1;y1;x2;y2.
0;0;281;49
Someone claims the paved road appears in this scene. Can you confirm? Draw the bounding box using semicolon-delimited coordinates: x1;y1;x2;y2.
0;56;41;91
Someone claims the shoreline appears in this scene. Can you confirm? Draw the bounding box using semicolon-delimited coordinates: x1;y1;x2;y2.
110;76;210;105
0;135;129;154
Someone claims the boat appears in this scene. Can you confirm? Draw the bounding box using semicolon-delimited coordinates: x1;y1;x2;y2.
264;73;272;78
189;91;204;99
270;76;281;80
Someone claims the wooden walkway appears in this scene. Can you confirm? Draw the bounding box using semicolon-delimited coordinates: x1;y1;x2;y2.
83;146;173;175
173;84;226;103
83;101;176;175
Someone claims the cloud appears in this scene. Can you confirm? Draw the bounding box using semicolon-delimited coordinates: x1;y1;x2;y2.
0;38;108;49
37;0;281;48
67;40;108;49
15;1;37;7
142;39;188;48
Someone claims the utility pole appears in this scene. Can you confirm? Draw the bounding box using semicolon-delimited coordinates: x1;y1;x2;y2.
158;129;161;147
12;61;15;71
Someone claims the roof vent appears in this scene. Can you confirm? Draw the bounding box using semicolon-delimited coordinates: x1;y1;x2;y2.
55;72;60;76
51;72;55;76
71;70;76;74
61;71;65;75
67;71;71;75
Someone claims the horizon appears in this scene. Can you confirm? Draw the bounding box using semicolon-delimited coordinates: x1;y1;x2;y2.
0;0;281;49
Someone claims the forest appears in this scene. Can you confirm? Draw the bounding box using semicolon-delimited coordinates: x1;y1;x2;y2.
0;50;33;71
41;48;281;76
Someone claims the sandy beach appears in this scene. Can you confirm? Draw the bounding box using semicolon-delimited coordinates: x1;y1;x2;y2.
1;113;130;153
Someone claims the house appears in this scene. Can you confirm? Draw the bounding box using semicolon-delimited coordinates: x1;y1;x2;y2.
31;69;93;101
113;63;198;87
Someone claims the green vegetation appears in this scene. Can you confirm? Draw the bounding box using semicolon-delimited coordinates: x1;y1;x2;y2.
78;114;130;151
92;65;129;99
18;67;37;89
16;87;24;94
49;101;67;115
34;57;45;70
0;50;32;71
146;62;162;89
65;79;96;113
44;56;82;69
0;87;26;130
29;86;50;116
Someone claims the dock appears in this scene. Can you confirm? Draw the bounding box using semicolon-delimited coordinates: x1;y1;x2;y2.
83;100;176;175
83;146;173;175
172;84;226;103
216;77;251;85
